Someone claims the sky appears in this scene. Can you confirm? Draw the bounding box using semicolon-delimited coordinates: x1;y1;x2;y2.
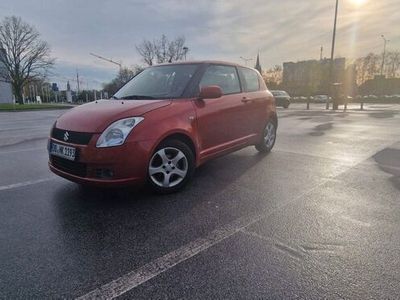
1;0;399;90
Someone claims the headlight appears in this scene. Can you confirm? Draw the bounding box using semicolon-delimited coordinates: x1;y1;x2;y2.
96;117;144;148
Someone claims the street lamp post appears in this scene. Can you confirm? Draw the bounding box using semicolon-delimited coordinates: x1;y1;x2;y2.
89;52;122;71
183;47;189;61
327;0;339;110
380;35;389;76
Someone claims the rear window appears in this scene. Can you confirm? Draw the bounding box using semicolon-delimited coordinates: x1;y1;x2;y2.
239;67;260;92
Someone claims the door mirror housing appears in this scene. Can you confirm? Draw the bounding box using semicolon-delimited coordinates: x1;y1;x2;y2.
199;85;223;99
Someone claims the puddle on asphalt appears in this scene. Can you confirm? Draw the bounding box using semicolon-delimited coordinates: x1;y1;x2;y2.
373;148;400;190
309;122;334;136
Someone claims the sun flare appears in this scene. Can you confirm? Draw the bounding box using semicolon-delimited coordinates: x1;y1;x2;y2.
349;0;368;6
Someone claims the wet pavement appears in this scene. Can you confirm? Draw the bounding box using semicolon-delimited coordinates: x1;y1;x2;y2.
0;105;399;299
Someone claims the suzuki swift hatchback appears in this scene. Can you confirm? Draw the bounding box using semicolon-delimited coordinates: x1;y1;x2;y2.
48;61;277;193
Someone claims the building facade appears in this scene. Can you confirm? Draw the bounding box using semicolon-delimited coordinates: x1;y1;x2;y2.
282;58;356;96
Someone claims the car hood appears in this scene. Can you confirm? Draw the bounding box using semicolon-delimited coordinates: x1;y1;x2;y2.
55;99;171;133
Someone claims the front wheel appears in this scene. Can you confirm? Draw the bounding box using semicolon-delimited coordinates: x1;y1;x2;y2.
147;139;195;194
255;120;277;153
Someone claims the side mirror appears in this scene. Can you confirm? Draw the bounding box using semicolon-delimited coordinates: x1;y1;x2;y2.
199;85;223;99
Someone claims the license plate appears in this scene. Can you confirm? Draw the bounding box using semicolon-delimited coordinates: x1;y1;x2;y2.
50;142;76;161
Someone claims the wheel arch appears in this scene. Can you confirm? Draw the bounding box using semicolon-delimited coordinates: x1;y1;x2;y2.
269;111;278;128
154;131;198;163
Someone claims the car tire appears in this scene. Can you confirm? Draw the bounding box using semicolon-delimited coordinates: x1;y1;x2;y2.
283;101;289;109
147;139;195;194
255;120;277;153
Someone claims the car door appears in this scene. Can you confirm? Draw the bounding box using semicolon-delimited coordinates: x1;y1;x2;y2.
238;67;269;135
193;64;248;156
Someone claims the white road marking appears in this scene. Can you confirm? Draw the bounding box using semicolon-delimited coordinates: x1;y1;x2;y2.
76;178;336;300
76;212;266;300
0;178;55;192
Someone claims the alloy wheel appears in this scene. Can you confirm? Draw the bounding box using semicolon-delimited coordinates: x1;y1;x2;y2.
149;147;188;188
264;122;276;148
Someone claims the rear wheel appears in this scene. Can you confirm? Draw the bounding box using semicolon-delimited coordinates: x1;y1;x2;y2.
283;100;290;109
255;120;277;153
147;139;195;194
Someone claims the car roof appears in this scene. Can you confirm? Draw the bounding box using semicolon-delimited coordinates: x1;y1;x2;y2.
154;60;251;69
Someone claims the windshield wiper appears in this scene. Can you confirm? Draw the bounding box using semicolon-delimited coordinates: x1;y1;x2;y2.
120;95;157;100
111;95;119;99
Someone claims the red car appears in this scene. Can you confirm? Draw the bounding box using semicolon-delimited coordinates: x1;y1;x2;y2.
48;61;277;193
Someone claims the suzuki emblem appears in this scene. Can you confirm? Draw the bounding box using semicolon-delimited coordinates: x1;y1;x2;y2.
63;131;69;142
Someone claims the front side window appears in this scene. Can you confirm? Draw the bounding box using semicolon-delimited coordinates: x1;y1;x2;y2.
113;64;198;100
200;65;241;95
239;67;260;92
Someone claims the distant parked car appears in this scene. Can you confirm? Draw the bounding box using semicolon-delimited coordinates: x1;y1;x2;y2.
270;90;291;108
314;95;330;103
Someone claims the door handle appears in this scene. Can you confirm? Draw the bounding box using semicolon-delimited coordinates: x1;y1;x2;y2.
241;97;253;103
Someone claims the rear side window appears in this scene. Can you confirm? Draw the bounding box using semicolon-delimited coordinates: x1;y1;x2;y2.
200;65;241;95
239;67;260;92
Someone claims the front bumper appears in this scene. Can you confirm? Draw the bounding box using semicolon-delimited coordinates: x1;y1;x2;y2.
48;135;154;187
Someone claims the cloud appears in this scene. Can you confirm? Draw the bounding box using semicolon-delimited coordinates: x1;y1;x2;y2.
1;0;398;89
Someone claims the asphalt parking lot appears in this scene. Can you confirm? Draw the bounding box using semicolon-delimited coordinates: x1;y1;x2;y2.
1;104;400;299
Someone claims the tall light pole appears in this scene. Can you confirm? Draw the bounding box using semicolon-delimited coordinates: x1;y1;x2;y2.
327;0;339;110
89;52;122;71
183;47;189;61
380;35;389;76
240;56;253;66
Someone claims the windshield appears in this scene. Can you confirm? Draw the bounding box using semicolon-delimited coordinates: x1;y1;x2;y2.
113;64;198;100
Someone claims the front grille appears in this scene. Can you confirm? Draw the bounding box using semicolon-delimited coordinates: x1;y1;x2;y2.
51;156;87;177
51;128;93;145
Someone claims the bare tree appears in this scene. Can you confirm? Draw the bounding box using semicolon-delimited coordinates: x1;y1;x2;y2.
136;35;188;66
166;35;185;63
385;51;400;78
263;65;283;89
354;57;367;86
154;35;168;64
365;53;380;79
0;16;54;104
135;40;155;66
354;53;381;85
